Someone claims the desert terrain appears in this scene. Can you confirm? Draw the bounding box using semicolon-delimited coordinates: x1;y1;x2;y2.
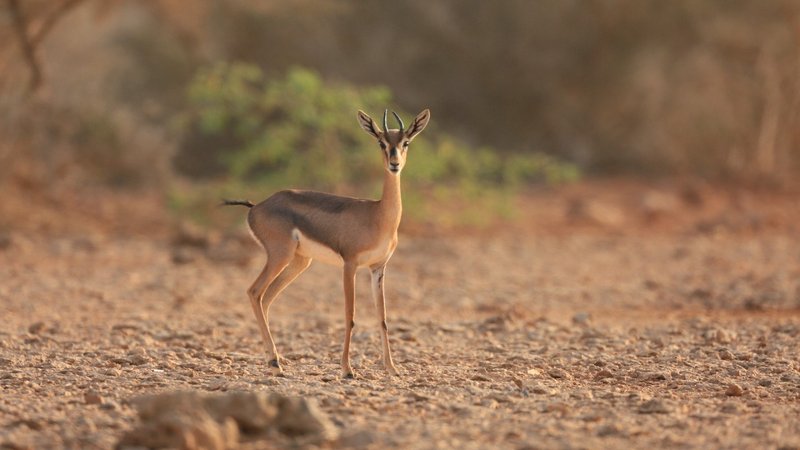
0;182;799;449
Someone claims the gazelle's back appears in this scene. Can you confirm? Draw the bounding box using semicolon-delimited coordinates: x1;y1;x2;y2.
248;189;377;259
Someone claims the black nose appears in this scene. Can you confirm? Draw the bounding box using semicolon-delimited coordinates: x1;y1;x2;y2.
390;162;399;168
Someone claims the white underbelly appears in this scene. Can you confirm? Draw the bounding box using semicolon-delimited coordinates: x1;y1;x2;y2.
294;229;343;267
293;229;395;268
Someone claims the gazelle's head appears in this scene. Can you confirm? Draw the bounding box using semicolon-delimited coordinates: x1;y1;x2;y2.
357;109;431;175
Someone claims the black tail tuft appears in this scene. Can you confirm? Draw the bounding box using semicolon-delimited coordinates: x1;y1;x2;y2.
221;199;254;208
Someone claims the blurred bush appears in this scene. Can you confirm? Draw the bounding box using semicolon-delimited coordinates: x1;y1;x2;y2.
3;0;798;202
172;63;577;227
103;0;799;184
0;99;168;191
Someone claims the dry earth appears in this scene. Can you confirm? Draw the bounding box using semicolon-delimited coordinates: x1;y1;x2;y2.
1;183;800;449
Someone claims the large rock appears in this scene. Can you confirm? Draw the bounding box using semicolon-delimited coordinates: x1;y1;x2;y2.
117;391;337;449
117;392;238;450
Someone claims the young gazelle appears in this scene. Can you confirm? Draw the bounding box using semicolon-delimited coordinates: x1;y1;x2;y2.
225;109;430;378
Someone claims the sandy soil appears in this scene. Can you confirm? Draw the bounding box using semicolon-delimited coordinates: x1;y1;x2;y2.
1;183;800;449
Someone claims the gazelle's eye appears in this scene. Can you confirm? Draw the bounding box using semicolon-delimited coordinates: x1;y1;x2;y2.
379;141;386;149
403;141;409;148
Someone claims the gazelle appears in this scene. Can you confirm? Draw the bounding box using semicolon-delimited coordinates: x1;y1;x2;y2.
224;109;430;378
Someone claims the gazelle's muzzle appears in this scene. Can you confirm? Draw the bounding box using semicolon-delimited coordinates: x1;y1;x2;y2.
388;148;401;172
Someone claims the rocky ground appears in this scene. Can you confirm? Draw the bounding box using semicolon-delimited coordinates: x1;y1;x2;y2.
1;183;799;449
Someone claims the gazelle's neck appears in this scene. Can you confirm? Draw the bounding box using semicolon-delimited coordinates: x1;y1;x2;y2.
379;170;402;228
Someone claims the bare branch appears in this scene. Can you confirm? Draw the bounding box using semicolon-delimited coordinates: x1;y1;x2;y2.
30;0;86;48
7;0;42;93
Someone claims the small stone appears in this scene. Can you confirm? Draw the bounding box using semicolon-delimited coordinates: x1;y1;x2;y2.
488;394;511;403
570;390;594;400
84;391;104;405
172;222;212;248
206;378;228;391
339;429;378;448
565;199;624;226
579;411;603;422
72;236;98;252
17;418;43;430
638;399;672;414
580;329;604;341
572;312;592;326
725;383;744;397
720;402;741;414
76;417;98;433
704;328;735;344
594;369;614;380
528;384;552;395
100;400;119;410
449;404;472;417
171;247;198;265
439;324;465;333
408;392;431;402
643;279;660;290
644;371;669;381
129;355;148;365
719;349;734;360
478;398;498;408
124;348;149;366
544;402;569;414
0;233;12;250
596;423;622;436
548;368;569;379
28;322;45;335
471;374;491;382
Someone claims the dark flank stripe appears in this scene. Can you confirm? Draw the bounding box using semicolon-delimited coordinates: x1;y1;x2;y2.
271;207;345;255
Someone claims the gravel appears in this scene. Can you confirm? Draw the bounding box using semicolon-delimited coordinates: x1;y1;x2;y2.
1;232;799;449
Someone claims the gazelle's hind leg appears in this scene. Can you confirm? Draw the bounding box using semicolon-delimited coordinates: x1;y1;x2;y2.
256;254;311;374
247;244;296;375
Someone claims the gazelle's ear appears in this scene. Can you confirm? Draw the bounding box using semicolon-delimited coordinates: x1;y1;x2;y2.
357;110;382;139
405;109;431;141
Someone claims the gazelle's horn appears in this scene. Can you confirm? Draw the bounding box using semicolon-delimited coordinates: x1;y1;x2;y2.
392;111;404;133
383;109;389;133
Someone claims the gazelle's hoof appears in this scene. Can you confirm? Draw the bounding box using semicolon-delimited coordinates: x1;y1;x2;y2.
342;370;356;379
386;365;400;377
268;358;283;376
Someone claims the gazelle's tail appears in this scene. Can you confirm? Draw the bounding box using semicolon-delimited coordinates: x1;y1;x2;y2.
220;199;254;208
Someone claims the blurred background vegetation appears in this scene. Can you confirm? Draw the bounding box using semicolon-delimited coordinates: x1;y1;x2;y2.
1;0;798;229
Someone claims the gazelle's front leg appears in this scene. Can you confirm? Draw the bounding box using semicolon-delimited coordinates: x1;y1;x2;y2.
341;261;357;378
370;264;399;376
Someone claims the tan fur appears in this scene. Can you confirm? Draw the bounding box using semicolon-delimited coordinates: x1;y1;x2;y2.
244;109;430;378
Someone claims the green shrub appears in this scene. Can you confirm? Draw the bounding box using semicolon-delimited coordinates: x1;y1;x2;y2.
178;63;578;228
